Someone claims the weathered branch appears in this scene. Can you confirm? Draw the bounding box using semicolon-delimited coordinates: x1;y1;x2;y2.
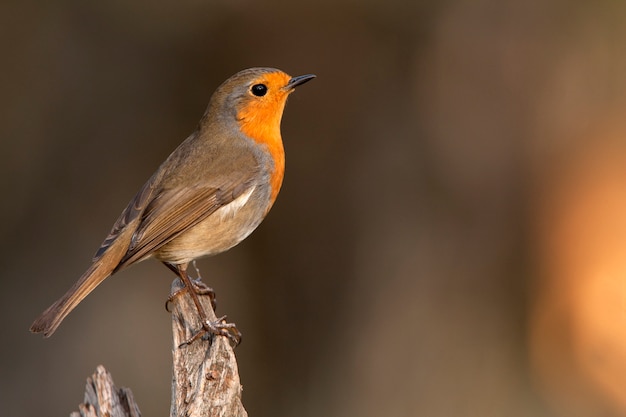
169;278;247;417
71;278;247;417
70;365;141;417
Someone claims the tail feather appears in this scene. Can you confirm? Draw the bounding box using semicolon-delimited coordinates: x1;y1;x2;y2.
29;261;114;337
30;231;131;337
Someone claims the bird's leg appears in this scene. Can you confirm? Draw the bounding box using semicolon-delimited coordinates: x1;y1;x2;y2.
169;262;241;347
164;262;216;311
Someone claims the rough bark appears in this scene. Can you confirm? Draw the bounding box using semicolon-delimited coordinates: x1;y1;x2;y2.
71;278;246;417
70;365;141;417
169;278;247;417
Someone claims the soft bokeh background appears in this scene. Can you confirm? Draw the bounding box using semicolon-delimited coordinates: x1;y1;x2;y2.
3;1;626;416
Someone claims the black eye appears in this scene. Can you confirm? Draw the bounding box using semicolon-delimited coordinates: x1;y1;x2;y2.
251;84;268;97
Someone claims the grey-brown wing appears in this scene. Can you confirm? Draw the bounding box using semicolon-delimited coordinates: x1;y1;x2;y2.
92;128;263;270
115;175;256;269
92;176;159;262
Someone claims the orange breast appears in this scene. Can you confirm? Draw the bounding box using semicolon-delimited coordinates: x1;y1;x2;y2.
237;99;287;206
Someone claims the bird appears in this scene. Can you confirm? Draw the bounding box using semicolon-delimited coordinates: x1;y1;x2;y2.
30;67;315;343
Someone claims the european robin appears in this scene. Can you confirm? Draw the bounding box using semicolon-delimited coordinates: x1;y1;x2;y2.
30;67;315;343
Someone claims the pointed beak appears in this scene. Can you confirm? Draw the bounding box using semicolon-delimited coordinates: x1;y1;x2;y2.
284;74;316;91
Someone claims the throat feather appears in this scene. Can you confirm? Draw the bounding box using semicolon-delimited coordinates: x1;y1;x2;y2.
238;113;285;205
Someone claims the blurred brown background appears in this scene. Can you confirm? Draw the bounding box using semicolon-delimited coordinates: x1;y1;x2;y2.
3;1;626;416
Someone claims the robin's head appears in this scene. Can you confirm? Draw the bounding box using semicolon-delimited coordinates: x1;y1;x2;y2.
204;68;314;203
207;68;315;144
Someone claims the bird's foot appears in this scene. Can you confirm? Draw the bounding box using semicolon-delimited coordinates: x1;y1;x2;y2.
166;279;216;312
178;315;242;348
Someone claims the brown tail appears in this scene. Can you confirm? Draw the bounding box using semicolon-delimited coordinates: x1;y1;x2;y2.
30;233;131;337
29;262;114;337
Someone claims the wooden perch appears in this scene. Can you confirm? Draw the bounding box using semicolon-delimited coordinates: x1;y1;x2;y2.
169;277;247;417
71;278;247;417
70;365;140;417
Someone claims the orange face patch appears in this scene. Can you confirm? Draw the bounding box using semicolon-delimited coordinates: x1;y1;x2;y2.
236;71;294;205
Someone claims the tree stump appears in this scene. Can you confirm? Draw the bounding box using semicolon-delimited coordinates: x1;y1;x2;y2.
169;278;247;417
70;365;141;417
71;278;247;417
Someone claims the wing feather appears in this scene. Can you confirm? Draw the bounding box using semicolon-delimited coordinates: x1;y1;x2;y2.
116;174;257;269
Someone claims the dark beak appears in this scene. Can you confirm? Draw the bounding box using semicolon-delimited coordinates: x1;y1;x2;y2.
284;74;316;91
